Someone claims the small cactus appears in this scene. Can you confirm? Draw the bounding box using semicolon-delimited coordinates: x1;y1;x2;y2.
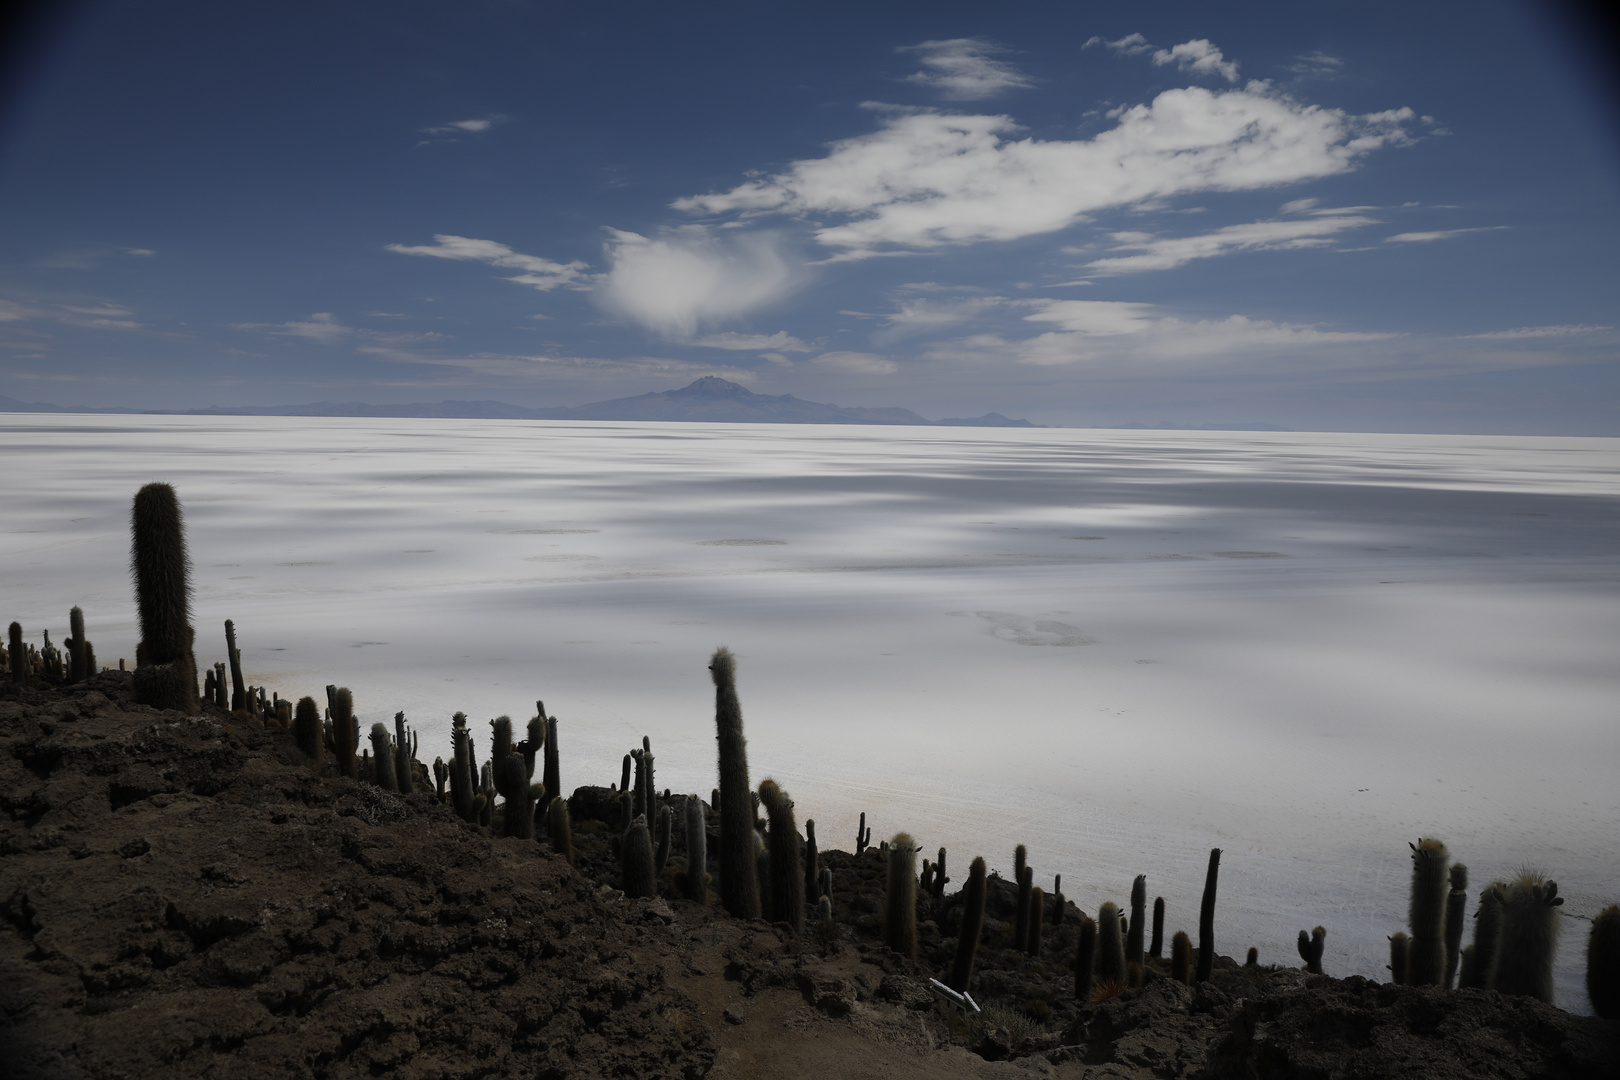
804;819;820;905
1075;918;1097;999
1026;885;1045;956
654;803;673;874
1245;947;1258;968
1297;926;1326;974
1150;896;1166;960
1127;874;1147;968
1097;901;1126;986
621;819;656;899
546;796;575;866
225;619;245;712
855;811;871;855
1052;874;1064;931
330;688;357;779
449;712;476;821
1389;931;1409;985
677;795;707;903
1494;871;1562;1004
67;606;86;683
1171;930;1192;984
5;622;20;684
1587;904;1620;1020
1466;883;1506;988
884;832;918;959
758;779;803;931
369;723;396;791
129;483;198;714
1444;863;1469;989
294;696;323;769
494;753;534;839
934;848;948;898
948;856;987;992
393;712;416;794
1013;844;1031;952
1197;848;1221;983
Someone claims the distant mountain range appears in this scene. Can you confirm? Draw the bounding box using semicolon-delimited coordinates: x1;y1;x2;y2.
0;376;1289;430
0;377;1041;427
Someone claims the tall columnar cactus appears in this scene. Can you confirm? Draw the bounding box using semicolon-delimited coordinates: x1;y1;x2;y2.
654;804;673;874
1297;926;1326;974
294;696;323;769
6;624;24;685
432;757;448;802
1197;848;1222;983
1151;897;1166;960
1445;863;1469;989
224;619;245;712
546;796;575;866
494;753;534;839
491;716;514;765
1076;918;1099;999
1052;874;1064;931
710;648;760;920
630;749;645;819
330;687;357;779
678;795;708;903
884;832;919;959
620;754;632;795
212;662;227;708
1097;901;1127;986
1127;874;1147;968
1467;883;1506;989
542;715;560;822
369;723;397;792
1388;932;1409;985
1495;871;1562;1004
521;708;543;781
855;812;871;855
621;819;656;899
449;712;475;821
641;736;656;820
804;819;820;905
393;712;416;794
948;856;987;993
1027;885;1045;956
1171;931;1192;985
934;848;949;899
1587;905;1620;1020
67;606;86;683
1407;838;1450;985
129;482;198;714
758;779;804;931
1013;845;1031;952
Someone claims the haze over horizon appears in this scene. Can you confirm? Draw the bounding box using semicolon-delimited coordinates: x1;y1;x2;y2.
2;1;1617;433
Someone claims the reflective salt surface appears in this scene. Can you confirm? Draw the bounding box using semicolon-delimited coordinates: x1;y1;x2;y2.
3;415;1617;1009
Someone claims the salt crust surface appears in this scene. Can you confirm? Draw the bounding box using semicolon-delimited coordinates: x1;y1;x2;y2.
3;415;1617;1009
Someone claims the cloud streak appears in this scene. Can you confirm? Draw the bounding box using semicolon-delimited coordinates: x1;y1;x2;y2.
387;234;589;290
1085;211;1378;274
898;38;1033;100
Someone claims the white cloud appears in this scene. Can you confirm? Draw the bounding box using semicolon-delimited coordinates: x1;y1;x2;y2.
1084;212;1378;274
898;38;1033;100
1152;40;1239;83
808;351;898;374
421;116;502;136
1466;324;1612;339
594;227;801;338
238;311;354;344
386;234;589;290
1289;52;1345;76
673;87;1413;255
1384;226;1508;243
875;296;1009;339
692;331;816;352
123;248;155;257
1084;33;1153;56
0;299;143;330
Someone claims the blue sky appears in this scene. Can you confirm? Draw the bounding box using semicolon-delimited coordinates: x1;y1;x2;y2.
1;1;1617;432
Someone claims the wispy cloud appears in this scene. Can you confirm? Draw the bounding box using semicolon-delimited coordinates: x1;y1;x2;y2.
0;298;143;330
1289;52;1345;76
233;312;445;352
808;350;898;375
387;234;589;290
898;38;1033;100
420;115;504;136
1465;324;1612;339
1152;39;1240;83
674;88;1413;255
691;331;816;352
1084;211;1378;275
1384;226;1508;243
594;226;802;338
1084;33;1153;57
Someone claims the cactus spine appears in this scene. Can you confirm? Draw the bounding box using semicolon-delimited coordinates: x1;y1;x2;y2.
758;779;804;931
1026;885;1045;956
710;648;760;920
1297;926;1326;974
1444;863;1469;989
1076;917;1099;999
884;832;918;959
294;696;323;768
330;687;357;778
1587;905;1620;1020
1407;838;1449;985
1196;848;1221;983
1127;874;1146;968
621;819;656;899
1388;932;1409;984
368;723;396;790
129;483;198;714
1494;871;1562;1004
1097;901;1126;986
678;795;708;903
948;856;987;992
1013;844;1030;951
1171;930;1192;985
546;796;574;866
